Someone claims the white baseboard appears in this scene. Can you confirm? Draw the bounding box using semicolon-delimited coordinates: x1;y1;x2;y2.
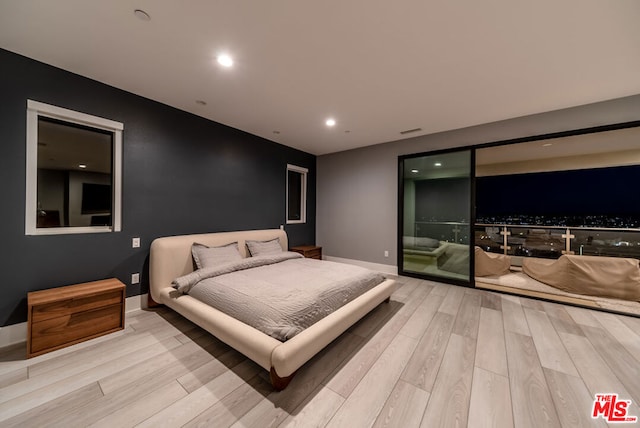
323;255;398;276
125;293;149;313
0;293;149;349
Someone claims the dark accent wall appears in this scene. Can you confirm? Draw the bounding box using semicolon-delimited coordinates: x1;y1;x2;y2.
0;49;316;326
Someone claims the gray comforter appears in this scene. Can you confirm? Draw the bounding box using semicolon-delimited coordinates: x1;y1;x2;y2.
172;252;385;341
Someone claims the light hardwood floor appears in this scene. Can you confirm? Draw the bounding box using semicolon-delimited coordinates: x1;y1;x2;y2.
1;277;639;427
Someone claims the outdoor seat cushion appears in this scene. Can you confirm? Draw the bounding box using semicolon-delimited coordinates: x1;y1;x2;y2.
474;247;511;277
522;254;640;301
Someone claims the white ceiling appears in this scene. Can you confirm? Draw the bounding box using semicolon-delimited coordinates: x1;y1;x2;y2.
1;0;639;156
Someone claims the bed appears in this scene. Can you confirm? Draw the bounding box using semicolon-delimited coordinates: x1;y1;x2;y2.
149;229;397;390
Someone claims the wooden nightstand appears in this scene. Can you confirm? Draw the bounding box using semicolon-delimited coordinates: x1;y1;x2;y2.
290;245;322;260
27;278;125;358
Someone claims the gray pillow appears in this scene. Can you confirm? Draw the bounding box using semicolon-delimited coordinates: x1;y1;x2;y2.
246;238;283;257
191;242;242;269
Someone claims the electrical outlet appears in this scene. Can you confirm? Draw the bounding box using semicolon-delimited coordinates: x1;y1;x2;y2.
132;237;140;248
131;273;140;284
384;250;389;258
279;225;284;230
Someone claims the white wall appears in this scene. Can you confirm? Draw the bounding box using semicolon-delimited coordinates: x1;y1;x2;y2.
317;94;640;267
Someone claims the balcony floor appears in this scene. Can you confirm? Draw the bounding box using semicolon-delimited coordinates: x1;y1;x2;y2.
477;270;640;316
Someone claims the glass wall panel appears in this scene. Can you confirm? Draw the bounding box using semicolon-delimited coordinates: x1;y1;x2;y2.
401;150;472;283
474;123;640;316
571;228;640;258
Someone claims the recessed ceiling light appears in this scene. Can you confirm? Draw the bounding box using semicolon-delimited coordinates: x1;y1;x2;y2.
542;143;553;147
78;164;87;169
434;162;442;167
134;9;151;21
217;54;234;68
411;169;419;173
195;100;207;106
325;118;336;127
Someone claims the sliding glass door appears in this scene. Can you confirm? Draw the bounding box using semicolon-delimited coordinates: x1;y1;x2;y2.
399;150;473;285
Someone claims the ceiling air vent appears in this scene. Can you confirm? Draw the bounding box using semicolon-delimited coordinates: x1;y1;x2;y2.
400;127;422;135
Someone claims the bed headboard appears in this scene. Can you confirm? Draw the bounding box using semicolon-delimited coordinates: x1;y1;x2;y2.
149;229;288;302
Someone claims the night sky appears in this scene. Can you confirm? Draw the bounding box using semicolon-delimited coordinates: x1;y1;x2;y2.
476;164;640;217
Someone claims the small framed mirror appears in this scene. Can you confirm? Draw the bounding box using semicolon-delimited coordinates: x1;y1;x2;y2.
26;100;123;235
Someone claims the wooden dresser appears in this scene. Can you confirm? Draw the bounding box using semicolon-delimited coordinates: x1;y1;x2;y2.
290;245;322;260
27;278;125;358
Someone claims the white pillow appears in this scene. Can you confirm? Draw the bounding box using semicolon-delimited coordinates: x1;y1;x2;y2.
191;242;242;269
246;238;283;257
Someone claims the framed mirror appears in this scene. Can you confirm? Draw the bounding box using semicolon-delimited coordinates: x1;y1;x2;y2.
26;100;123;235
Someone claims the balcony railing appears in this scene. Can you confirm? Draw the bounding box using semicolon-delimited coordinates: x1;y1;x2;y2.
475;223;640;260
415;221;470;245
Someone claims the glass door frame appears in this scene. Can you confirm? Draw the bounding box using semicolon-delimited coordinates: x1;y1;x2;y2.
398;147;477;288
398;119;640;290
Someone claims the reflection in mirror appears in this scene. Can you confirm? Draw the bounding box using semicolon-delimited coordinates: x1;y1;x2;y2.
287;164;308;224
401;150;472;283
475;124;640;316
37;117;113;228
26;100;123;235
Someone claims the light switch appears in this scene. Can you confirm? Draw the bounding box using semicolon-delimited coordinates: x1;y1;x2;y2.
132;237;141;248
131;273;140;284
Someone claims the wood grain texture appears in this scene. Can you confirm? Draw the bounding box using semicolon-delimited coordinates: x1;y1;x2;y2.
452;293;481;339
401;312;455;392
523;307;579;377
541;301;585;336
505;332;561;428
563;305;602;328
501;296;530;336
590;310;640;364
184;374;272;428
399;292;443;339
136;360;260;428
580;324;640;403
324;287;425;398
27;278;125;358
475;307;508;377
0;367;28;389
89;380;187;428
468;367;513;428
439;285;466;316
481;292;502;311
372;380;429;428
0;382;104;428
420;334;475;428
558;331;640;419
326;333;417;428
1;279;640;427
278;385;344;428
542;368;608;428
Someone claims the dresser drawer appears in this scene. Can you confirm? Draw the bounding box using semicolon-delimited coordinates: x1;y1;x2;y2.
27;278;125;358
30;303;123;354
305;248;322;259
31;290;123;323
290;245;322;260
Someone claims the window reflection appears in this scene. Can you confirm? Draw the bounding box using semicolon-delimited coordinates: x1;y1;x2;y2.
36;117;113;228
401;151;472;281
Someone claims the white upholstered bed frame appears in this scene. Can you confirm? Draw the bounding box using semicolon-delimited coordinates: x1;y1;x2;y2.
149;229;397;389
